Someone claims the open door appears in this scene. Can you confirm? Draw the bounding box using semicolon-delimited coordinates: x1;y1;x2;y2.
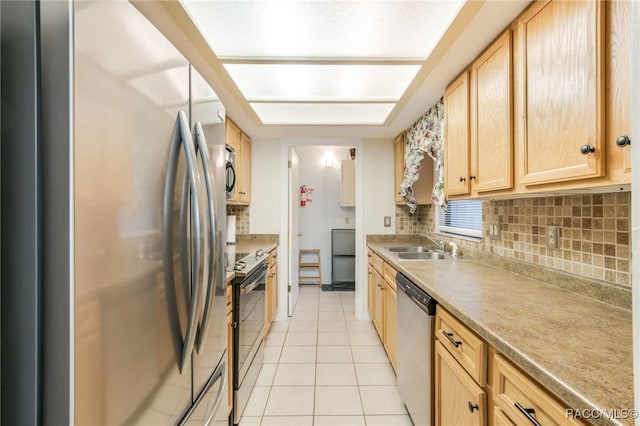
288;148;300;316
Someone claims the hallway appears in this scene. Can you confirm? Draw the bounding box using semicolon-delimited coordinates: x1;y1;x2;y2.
239;286;411;425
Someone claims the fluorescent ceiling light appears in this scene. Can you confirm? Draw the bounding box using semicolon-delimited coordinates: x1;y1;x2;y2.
179;0;465;125
181;1;464;59
250;103;395;125
224;64;421;101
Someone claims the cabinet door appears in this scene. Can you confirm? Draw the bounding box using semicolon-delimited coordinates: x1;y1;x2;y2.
444;70;471;196
435;342;486;426
606;0;632;181
367;264;375;321
519;0;604;185
341;159;356;207
238;132;251;203
472;29;513;193
270;262;278;322
225;119;241;203
372;269;385;339
393;134;405;203
382;282;397;371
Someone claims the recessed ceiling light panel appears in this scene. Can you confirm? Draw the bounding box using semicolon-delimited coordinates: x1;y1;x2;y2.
181;1;464;59
224;63;421;101
250;102;396;125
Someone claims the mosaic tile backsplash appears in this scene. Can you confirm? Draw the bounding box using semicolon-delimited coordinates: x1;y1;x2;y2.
398;192;631;288
227;205;250;235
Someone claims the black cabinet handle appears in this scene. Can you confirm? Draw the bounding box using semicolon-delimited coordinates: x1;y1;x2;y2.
459;176;466;183
616;135;631;147
580;144;595;155
468;402;479;413
515;402;541;426
469;175;476;181
442;331;462;348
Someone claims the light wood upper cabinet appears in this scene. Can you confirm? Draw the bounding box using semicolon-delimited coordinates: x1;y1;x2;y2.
518;0;605;186
226;118;251;205
238;132;252;203
471;29;513;193
444;70;471;197
394;133;434;205
341;159;356;207
605;0;632;182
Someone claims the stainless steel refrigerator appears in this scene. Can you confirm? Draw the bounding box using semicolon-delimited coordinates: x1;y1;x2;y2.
1;1;228;424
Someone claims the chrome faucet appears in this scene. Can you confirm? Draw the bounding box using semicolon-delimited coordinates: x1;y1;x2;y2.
419;233;446;251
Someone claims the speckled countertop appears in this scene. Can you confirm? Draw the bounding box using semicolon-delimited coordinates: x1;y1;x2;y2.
368;241;633;426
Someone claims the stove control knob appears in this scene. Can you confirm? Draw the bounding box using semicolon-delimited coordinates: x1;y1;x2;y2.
256;249;265;258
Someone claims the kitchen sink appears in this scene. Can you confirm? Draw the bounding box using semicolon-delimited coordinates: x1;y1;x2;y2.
384;246;435;253
396;252;449;260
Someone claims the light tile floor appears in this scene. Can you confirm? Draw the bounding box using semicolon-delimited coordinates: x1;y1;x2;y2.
240;286;411;426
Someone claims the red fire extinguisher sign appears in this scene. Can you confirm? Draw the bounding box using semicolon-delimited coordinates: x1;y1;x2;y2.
300;185;307;207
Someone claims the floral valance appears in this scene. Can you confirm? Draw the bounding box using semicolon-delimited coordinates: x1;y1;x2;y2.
399;98;445;213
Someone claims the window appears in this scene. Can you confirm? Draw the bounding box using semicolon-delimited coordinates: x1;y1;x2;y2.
436;199;483;239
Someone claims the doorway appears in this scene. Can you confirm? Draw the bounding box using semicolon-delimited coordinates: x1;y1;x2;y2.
282;141;362;319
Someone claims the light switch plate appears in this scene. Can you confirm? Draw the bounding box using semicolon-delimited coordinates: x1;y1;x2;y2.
546;225;560;249
384;216;391;227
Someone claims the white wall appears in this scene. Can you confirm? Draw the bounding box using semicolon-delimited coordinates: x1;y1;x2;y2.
249;138;281;234
296;146;355;284
363;138;396;235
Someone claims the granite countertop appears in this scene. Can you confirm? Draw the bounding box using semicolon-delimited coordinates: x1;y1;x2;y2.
367;240;633;426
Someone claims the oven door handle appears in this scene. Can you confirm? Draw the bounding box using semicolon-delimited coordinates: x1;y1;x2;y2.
240;267;268;294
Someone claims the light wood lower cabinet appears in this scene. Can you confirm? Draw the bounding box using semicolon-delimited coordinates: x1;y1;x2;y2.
265;247;278;333
436;341;487;426
493;354;585;426
371;268;384;338
367;251;397;369
382;275;397;371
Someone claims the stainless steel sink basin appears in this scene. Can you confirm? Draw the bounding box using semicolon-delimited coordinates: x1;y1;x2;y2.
384;246;435;253
396;252;449;260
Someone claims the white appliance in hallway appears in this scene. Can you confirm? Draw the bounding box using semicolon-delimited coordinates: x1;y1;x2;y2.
1;1;227;424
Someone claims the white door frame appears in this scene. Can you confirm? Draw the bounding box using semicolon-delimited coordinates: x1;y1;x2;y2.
276;138;366;321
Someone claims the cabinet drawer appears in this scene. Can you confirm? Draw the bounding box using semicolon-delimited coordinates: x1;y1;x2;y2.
382;262;397;291
371;251;384;274
493;354;584;426
435;341;487;426
435;306;487;386
494;407;516;426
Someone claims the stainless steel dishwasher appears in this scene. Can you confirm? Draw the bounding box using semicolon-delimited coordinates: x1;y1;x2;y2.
396;272;437;426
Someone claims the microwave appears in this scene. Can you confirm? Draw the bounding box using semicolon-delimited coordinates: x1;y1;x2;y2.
225;145;236;199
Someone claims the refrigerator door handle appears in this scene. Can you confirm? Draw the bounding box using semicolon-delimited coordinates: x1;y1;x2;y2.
203;360;227;426
162;110;202;374
193;122;218;354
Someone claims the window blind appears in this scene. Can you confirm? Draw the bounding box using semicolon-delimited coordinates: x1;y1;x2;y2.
437;200;483;238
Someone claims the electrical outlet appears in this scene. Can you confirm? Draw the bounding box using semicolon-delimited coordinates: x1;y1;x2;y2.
489;221;501;240
384;216;391;227
546;225;560;249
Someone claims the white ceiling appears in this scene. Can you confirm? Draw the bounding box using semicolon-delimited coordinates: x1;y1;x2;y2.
172;0;532;139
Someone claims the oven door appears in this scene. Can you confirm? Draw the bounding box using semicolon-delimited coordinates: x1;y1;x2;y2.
234;264;267;387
